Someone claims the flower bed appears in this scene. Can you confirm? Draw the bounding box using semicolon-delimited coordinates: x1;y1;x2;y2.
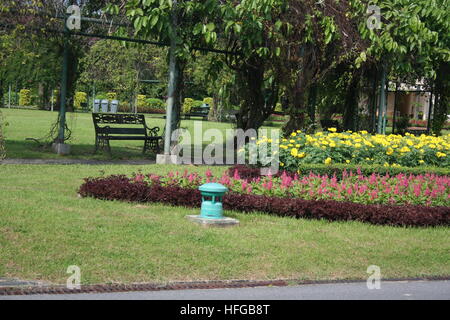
79;170;450;227
250;130;450;170
227;164;450;181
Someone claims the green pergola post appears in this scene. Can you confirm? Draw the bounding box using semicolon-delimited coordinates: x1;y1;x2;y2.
377;64;387;134
163;0;178;157
57;26;69;143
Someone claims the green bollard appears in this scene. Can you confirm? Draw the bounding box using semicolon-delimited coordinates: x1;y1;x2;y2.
199;183;228;219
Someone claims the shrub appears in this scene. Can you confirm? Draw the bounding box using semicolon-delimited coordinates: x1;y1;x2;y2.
74;92;87;109
137;95;147;108
193;100;204;108
183;98;194;113
203;97;214;108
147;98;165;109
19;89;32;106
107;92;117;101
95;93;107;100
228;164;450;180
79;175;450;227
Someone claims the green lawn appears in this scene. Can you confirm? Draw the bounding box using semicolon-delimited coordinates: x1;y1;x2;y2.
1;108;241;160
0;164;449;285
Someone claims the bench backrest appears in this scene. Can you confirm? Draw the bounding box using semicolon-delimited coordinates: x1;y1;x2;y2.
92;113;147;136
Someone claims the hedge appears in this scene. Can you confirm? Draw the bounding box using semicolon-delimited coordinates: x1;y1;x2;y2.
19;89;32;106
79;175;450;227
228;164;450;180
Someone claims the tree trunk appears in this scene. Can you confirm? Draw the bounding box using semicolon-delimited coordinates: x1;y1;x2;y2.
235;61;275;132
283;75;308;135
432;62;449;135
38;83;50;110
343;75;360;131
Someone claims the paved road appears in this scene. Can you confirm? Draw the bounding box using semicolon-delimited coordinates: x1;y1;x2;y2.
1;280;449;300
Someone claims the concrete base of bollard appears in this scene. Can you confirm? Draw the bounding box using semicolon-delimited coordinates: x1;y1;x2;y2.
52;143;71;155
186;215;239;228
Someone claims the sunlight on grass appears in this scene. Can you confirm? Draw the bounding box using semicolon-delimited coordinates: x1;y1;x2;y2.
0;164;448;284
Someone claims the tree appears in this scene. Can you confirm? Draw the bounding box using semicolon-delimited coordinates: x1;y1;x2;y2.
77;40;168;104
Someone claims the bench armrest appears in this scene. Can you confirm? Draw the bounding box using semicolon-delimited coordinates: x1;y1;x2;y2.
146;126;160;137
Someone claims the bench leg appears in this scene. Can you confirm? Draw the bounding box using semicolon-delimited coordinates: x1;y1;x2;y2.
95;136;111;154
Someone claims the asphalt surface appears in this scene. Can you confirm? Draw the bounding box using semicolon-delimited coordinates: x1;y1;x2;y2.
1;280;449;300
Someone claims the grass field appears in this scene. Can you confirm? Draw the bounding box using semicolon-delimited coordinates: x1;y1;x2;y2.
1;109;243;160
0;164;449;285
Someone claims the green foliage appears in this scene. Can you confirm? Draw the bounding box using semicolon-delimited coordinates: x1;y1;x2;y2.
78;40;167;102
137;95;147;108
203;97;213;108
106;92;117;101
18;89;31;106
146;98;165;109
293;163;450;178
182;98;194;113
74;92;87;110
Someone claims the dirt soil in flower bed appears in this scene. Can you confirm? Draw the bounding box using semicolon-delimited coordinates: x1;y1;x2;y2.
79;175;450;227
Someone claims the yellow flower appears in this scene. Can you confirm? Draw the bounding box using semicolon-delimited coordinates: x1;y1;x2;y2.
419;160;425;164
290;148;298;157
298;152;306;158
436;152;446;158
324;157;332;165
328;127;337;132
345;160;350;164
291;132;297;137
386;147;394;155
399;146;411;153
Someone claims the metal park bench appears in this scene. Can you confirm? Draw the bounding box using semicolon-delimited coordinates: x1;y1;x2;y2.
92;113;162;154
184;106;210;121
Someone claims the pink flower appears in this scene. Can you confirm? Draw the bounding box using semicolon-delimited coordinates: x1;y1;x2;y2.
413;184;421;197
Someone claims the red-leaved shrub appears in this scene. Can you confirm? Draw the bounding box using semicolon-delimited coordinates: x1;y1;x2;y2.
79;176;450;227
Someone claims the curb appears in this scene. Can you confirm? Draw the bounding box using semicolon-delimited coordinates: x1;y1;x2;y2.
1;276;449;296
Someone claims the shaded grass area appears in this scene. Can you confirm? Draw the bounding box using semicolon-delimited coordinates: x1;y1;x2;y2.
0;164;449;285
1;109;238;160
